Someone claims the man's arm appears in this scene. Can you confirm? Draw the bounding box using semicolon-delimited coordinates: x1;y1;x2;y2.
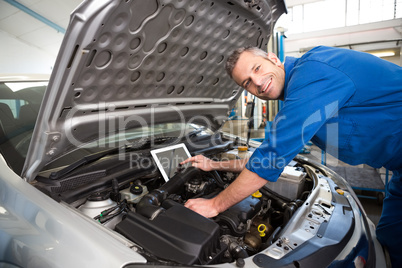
184;168;267;218
181;155;247;173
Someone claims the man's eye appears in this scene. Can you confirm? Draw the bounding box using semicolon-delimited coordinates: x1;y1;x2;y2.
244;81;250;88
255;66;260;72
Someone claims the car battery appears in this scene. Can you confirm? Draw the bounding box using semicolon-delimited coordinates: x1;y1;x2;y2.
265;166;306;200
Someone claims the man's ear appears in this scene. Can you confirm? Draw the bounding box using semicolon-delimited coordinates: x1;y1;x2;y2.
267;52;282;66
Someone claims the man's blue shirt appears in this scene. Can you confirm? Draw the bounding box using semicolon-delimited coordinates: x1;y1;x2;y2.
246;46;402;181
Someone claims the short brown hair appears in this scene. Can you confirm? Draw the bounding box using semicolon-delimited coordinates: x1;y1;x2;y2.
225;46;268;78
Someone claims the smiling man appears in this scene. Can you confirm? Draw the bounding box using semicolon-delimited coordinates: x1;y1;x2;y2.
229;48;286;101
182;45;402;267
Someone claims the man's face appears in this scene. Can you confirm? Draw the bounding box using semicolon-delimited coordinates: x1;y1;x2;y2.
232;51;285;101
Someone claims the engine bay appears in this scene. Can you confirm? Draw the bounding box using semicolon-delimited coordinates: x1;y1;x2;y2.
33;134;345;266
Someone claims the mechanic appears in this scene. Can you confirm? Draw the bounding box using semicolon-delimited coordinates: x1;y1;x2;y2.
181;46;402;267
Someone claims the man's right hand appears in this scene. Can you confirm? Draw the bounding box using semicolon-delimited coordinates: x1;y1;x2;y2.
184;168;269;218
181;155;216;172
184;197;219;218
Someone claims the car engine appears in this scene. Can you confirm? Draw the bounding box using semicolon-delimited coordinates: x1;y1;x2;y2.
34;137;315;266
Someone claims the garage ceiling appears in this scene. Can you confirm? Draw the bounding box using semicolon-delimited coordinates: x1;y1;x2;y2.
1;0;400;66
0;0;82;56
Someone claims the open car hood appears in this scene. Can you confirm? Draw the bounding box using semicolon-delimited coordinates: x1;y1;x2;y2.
22;0;286;181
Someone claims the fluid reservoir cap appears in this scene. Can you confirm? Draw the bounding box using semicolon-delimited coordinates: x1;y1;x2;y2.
130;184;143;195
238;145;248;152
336;189;344;195
252;190;262;198
88;191;110;201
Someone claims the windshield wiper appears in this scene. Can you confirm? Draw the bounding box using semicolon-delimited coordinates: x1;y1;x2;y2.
186;126;207;139
48;136;180;180
49;137;185;180
49;145;131;180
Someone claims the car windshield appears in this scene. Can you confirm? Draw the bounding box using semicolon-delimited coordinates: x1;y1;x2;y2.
43;121;211;172
0;81;211;175
0;81;47;174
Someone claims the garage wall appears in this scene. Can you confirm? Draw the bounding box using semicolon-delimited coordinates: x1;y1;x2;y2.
0;30;56;74
275;1;402;67
276;19;402;67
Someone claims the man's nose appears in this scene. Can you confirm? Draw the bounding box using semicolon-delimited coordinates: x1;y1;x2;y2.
251;74;263;87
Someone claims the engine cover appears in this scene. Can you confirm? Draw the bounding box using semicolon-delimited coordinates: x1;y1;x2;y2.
115;201;225;265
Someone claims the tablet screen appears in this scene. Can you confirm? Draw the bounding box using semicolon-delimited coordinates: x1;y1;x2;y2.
150;143;192;182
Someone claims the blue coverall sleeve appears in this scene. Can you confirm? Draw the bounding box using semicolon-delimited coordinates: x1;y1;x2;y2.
246;60;357;182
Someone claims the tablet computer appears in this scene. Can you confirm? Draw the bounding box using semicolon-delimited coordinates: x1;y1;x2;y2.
150;143;192;182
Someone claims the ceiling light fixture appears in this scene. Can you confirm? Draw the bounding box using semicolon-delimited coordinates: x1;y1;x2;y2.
370;51;396;58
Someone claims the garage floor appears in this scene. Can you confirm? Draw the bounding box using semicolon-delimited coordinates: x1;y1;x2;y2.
222;119;384;226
